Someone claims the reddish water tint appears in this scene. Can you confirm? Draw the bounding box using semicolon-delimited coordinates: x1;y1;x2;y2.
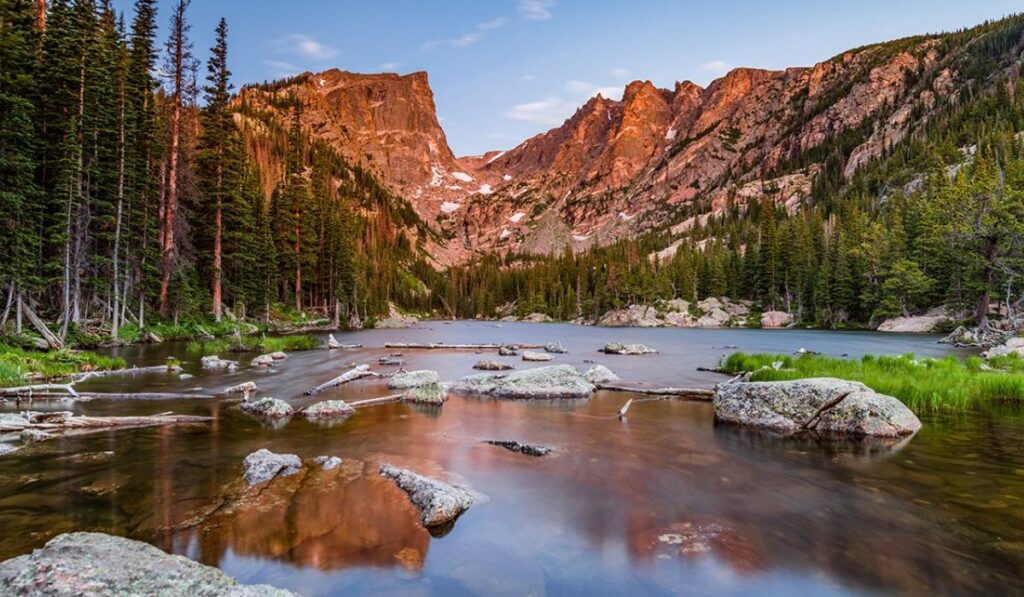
1;322;1022;595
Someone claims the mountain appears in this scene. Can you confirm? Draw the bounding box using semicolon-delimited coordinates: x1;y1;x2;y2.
237;17;1024;269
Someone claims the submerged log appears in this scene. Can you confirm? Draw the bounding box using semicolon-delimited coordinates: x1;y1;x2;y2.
0;411;212;436
305;365;379;395
349;394;404;408
384;342;545;350
596;382;714;400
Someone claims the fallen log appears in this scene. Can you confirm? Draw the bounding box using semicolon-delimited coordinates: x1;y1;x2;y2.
349;394;404;408
0;383;78;398
72;365;176;382
305;365;379;395
0;411;213;435
3;391;217;401
595;382;714;400
384;342;545;350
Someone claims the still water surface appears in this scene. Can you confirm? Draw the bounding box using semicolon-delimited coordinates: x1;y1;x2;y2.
2;322;1022;595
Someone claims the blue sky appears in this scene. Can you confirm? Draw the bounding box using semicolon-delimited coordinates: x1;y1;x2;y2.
112;0;1022;156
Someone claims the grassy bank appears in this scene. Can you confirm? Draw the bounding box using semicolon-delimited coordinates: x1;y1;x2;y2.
721;352;1024;411
185;334;320;356
0;344;126;387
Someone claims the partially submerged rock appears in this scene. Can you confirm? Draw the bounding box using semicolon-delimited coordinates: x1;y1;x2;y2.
474;360;513;371
19;429;54;443
451;365;595;399
544;341;568;354
250;354;275;367
598;304;663;327
269;351;287;360
243;449;302;486
240;397;294;420
375;303;419;329
379;464;474;529
388;369;440;389
713;378;921;438
483;440;552;457
584;364;619;383
984;336;1024;359
877;307;947;333
522;350;552;362
302;400;354;420
498;345;519;356
201;355;237;370
0;532;292;596
378;356;406;366
403;383;448;405
521;312;554;323
601;342;657;355
225;381;259;394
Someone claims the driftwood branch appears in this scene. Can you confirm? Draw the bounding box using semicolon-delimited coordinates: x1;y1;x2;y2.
596;382;714;400
72;364;175;381
0;411;213;435
305;365;379;395
0;383;79;398
22;300;62;349
348;394;404;408
2;391;216;401
384;342;545;350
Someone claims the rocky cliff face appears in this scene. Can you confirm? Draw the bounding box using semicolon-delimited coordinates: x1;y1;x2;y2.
237;25;1023;266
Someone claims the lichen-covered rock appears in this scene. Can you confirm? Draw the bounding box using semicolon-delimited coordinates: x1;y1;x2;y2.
201;355;237;370
760;310;794;328
313;455;342;470
713;378;921;438
598;304;662;327
240;397;294;420
697;297;724;312
521;312;554;323
0;532;293;596
544;341;568;354
225;381;259;394
522;350;552;362
250;354;275;367
601;342;657;355
696;307;731;328
663;310;696;327
474;360;513;371
376;303;419;329
451;364;595;399
379;464;474;528
242;449;302;486
483;440;552;457
402;382;448;405
302;400;354;420
388;369;440;389
584;364;620;383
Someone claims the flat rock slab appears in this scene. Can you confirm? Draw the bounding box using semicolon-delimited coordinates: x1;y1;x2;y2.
243;448;303;486
379;464;473;530
601;343;657;355
483;440;552;457
451;365;595;399
584;364;619;383
522;351;553;362
0;532;293;596
713;378;921;438
388;370;440;389
474;360;514;371
303;400;355;420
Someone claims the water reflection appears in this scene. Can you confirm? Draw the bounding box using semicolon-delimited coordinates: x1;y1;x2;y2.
0;323;1021;595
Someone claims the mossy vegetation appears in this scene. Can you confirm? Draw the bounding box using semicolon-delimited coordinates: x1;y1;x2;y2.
0;344;125;387
185;334;320;355
721;352;1024;412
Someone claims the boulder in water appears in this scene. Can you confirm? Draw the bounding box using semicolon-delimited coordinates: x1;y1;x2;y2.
584;364;619;383
474;360;513;371
544;341;568;354
240;397;293;420
302;400;354;420
0;532;292;596
522;350;552;362
379;464;474;529
600;342;657;355
521;312;554;323
313;455;342;470
451;364;595;399
388;369;440;389
201;355;237;370
498;345;519;356
483;440;552;457
597;305;662;327
713;378;921;438
225;381;259;394
250;354;275;367
242;448;302;486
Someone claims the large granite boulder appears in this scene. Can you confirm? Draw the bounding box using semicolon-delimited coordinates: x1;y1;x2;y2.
760;311;794;328
584;364;619;383
451;365;595;399
984;337;1024;359
242;448;302;486
302;400;354;420
240;397;293;420
402;383;448;405
696;307;731;328
878;307;948;333
521;350;552;362
375;303;418;329
597;305;663;327
201;355;237;371
0;532;293;595
600;342;657;355
474;360;513;371
379;464;474;529
388;369;440;389
521;312;554;323
713;378;921;438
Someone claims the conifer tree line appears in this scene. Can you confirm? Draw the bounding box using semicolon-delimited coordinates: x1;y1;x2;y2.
0;0;384;344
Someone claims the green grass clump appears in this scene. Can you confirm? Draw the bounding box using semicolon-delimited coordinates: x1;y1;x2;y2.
0;344;125;387
721;352;1024;411
186;334;319;355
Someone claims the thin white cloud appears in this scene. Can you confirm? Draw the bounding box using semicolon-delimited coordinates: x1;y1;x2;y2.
519;0;554;20
275;34;338;60
379;62;400;72
519;74;537;82
505;97;577;125
264;60;300;78
700;59;732;74
565;80;621;100
423;17;509;51
609;67;631;78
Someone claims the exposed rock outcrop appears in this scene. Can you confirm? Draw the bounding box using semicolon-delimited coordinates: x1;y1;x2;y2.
375;303;419;329
598;305;663;327
601;342;657;355
379;464;474;529
0;532;292;596
760;311;794;329
451;364;595;399
713;378;921;438
474;360;513;371
522;350;553;362
387;369;440;389
584;364;620;383
877;307;948;333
